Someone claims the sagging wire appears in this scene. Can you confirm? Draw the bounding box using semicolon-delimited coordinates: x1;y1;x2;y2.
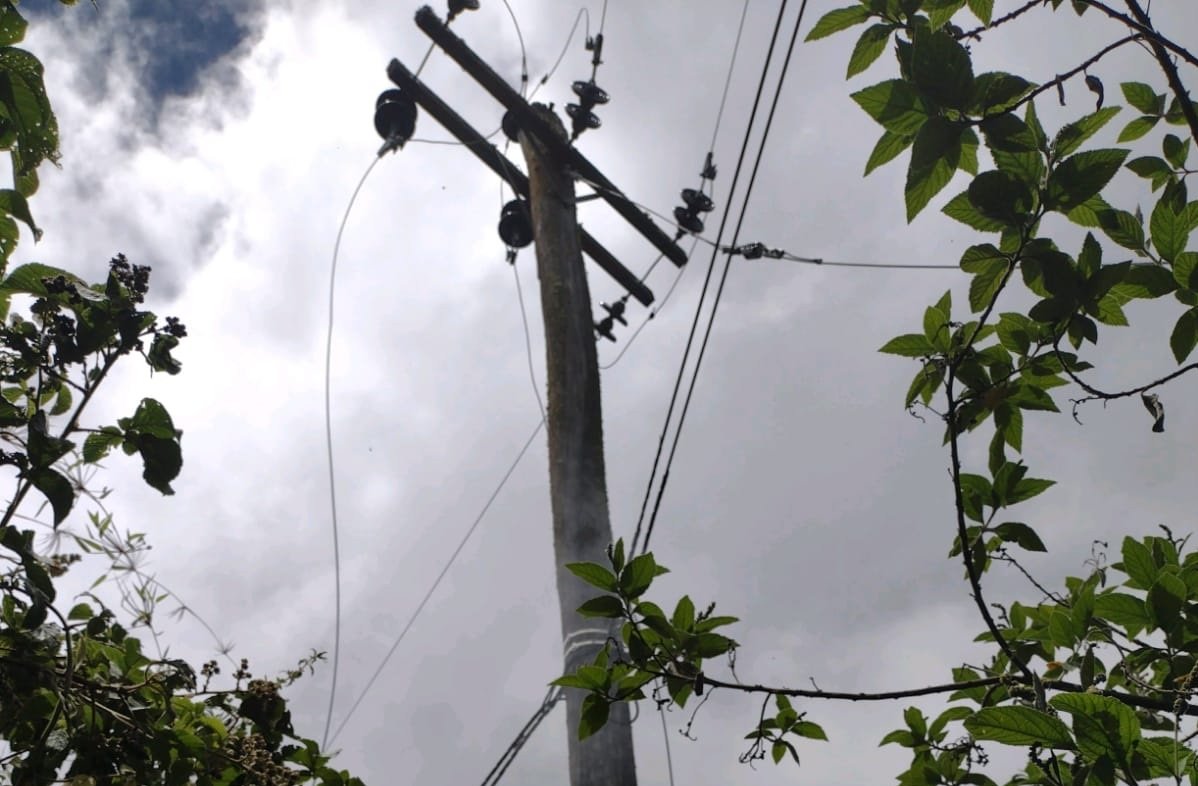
630;0;798;557
599;238;699;370
641;0;814;556
320;153;384;750
328;417;545;747
478;687;564;786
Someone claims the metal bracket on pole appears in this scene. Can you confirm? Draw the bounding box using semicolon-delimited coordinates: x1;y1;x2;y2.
387;57;655;307
412;4;690;270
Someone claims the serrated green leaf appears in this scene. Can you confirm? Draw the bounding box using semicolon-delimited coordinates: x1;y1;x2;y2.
1170;307;1198;362
1150;194;1192;262
910;28;973;109
906;116;963;221
847;23;895;78
964;706;1075;748
1052;106;1121;158
1118;115;1158;142
879;333;936;357
1093;592;1149;634
966;0;992;23
994;521;1046;551
1121;536;1157;589
578;596;625;618
1120;81;1162;115
1046;148;1130;213
851;79;930;135
1096;208;1146;252
619;553;659;598
805;5;871;41
578;694;610;739
864;129;913;175
28;466;73;526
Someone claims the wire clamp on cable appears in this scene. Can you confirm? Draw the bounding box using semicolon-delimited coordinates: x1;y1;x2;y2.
723;242;784;260
700;151;718;182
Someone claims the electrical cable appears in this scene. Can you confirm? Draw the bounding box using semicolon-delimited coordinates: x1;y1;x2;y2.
709;0;751;153
499;0;530;97
320;153;383;750
641;0;812;555
328;417;545;746
479;687;564;786
660;702;676;786
599;238;698;370
512;243;545;419
530;7;590;100
630;0;794;557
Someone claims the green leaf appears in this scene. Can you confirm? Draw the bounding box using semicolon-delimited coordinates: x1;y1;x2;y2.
1008;476;1054;504
0;187;37;240
567;562;618;591
67;602;93;621
847;23;895;78
1050;693;1140;762
1146;572;1186;630
968;170;1033;225
27;410;72;469
1174;251;1198;290
691;632;735;657
910;28;974;110
694;614;738;633
28;466;73;525
1170;307;1198;363
943;189;1005;231
969;72;1032;114
1125;155;1173;184
851;79;930;135
980;113;1039;152
879;333;935;357
964;706;1075;748
1117;115;1158;142
1163;133;1189;169
925;0;966;30
672;595;695;631
1150;195;1192;263
805;5;871;41
0;3;27;47
994;521;1046;552
794;720;828;740
906;116;963;221
0;261;82;296
82;427;123;463
1052;106;1121;158
966;0;993;24
1093;592;1149;635
864;129;913;175
578;596;625;618
1096;209;1146;252
619;553;659;598
1120;536;1157;589
0;47;60;175
578;694;610;739
960;243;1008;312
1045;149;1130;213
1120;81;1162;115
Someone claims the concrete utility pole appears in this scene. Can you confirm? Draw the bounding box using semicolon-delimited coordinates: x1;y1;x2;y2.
384;9;690;783
518;104;637;786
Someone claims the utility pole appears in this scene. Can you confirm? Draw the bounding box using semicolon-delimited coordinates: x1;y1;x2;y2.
382;8;690;783
519;103;637;786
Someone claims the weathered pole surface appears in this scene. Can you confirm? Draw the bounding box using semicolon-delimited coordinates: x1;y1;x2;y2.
519;103;637;786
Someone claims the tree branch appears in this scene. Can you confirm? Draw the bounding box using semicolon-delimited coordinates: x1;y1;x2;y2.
1016;35;1143;112
1077;0;1198;70
1053;338;1198;416
957;0;1049;41
1121;0;1198;145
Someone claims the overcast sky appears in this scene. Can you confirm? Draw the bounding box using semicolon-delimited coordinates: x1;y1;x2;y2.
17;1;1198;784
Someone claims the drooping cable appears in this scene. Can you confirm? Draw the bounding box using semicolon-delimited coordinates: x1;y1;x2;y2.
642;0;811;555
512;253;545;418
660;702;676;786
328;418;545;746
478;687;564;786
500;0;530;96
630;0;794;557
709;0;751;153
320;153;383;750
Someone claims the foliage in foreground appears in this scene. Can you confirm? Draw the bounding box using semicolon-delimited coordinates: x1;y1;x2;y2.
560;2;1198;784
0;3;364;785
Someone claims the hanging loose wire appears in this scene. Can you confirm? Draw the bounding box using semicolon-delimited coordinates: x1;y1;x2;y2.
478;687;564;786
641;0;812;556
320;153;384;750
630;0;793;557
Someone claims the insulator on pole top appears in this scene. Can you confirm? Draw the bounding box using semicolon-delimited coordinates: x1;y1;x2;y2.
447;0;480;21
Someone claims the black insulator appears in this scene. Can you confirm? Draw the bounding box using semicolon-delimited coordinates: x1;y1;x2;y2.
601;301;627;326
501;108;521;143
595;316;616;342
374;89;417;145
681;188;714;213
741;243;766;260
566;104;601;137
448;0;480;17
673;206;704;234
498;199;534;248
571;80;609;106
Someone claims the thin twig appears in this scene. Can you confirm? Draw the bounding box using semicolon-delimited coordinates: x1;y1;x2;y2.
1121;0;1198;145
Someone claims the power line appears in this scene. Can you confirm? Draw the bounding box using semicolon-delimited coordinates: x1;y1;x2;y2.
631;0;794;557
320;153;384;750
478;687;564;786
642;0;812;555
709;0;751;153
328;417;545;746
599;238;698;370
